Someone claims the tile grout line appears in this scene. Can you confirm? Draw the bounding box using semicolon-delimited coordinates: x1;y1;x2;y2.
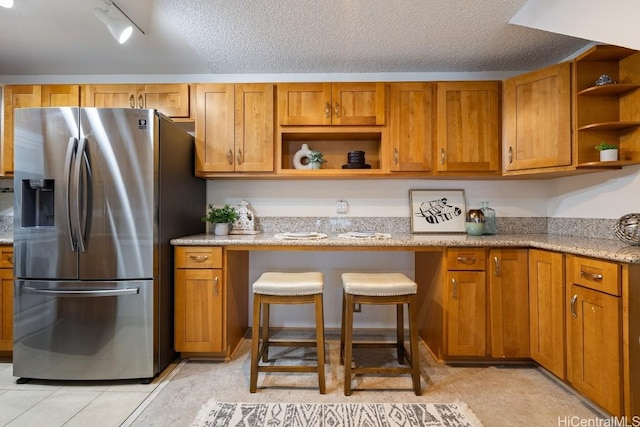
120;360;188;427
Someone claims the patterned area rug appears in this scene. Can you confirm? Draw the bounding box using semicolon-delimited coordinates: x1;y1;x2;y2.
192;399;483;427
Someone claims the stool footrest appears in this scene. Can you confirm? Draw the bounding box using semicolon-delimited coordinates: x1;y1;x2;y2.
262;340;319;348
257;365;320;373
351;342;400;349
351;366;415;375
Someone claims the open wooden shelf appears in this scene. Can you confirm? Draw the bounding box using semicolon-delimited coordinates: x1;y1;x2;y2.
577;84;640;97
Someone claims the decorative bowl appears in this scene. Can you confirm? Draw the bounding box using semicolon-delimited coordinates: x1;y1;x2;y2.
615;213;640;245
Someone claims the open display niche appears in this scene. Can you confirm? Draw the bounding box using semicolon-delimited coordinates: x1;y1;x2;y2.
278;127;386;176
574;45;640;168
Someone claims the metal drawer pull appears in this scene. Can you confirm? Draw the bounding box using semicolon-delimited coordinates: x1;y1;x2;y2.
214;276;219;296
494;256;501;276
334;102;340;118
138;94;144;109
189;255;210;262
226;149;233;165
508;146;513;164
457;256;476;264
325;102;331;118
441;148;445;164
236;149;242;165
570;294;578;318
580;271;603;281
129;94;135;108
452;278;457;299
393;148;398;165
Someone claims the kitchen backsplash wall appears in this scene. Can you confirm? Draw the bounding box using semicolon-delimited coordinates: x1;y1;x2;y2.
0;182;13;232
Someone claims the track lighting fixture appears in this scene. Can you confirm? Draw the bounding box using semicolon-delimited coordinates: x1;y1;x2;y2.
94;0;144;44
0;0;14;9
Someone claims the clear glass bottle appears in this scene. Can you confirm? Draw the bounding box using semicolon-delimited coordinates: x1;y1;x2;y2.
481;201;496;235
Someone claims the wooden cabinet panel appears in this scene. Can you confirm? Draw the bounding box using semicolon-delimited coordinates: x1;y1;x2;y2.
83;84;191;118
388;82;434;172
529;249;565;379
503;62;572;172
277;82;384;126
0;246;13;352
446;270;486;356
567;254;620;296
436;81;500;174
175;246;222;269
569;284;622;416
234;83;274;172
489;249;529;358
174;268;224;352
3;85;80;176
196;83;274;174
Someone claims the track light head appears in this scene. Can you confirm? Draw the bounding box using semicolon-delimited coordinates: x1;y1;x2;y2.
94;6;133;44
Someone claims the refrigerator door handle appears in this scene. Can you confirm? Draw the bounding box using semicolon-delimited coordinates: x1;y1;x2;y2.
64;136;79;252
73;138;92;252
23;286;140;297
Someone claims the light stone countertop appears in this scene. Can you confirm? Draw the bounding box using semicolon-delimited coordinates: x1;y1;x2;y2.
171;233;640;264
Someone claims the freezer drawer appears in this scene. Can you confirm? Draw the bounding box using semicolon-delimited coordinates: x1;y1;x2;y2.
13;279;154;381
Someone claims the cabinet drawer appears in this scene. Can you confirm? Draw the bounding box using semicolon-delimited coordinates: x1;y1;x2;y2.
567;255;620;296
175;246;222;269
0;247;13;269
447;248;486;270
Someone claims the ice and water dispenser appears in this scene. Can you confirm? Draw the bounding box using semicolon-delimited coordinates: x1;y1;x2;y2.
21;179;55;227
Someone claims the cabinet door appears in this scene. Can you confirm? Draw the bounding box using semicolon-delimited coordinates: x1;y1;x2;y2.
446;271;486;356
331;82;385;125
503;62;572;172
436;81;500;174
174;268;224;352
388;82;434;172
195;84;235;173
2;85;41;175
529;249;566;379
141;84;191;118
234;84;274;172
277;83;332;125
489;249;529;358
83;84;138;108
0;247;13;352
3;85;80;176
569;284;622;416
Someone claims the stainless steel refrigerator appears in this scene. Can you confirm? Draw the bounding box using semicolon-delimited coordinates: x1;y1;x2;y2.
12;107;205;382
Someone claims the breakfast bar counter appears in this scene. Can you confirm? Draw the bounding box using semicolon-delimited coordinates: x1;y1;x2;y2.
171;232;640;264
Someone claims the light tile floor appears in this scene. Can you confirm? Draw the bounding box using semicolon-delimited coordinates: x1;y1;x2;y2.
0;360;178;427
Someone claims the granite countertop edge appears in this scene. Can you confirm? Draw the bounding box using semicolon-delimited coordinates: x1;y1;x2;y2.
170;233;640;264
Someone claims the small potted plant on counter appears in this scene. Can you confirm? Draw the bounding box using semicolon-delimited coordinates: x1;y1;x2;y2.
307;150;327;169
595;141;619;162
202;204;239;235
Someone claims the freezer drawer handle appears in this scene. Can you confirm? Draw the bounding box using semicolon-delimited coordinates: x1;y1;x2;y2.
23;287;140;297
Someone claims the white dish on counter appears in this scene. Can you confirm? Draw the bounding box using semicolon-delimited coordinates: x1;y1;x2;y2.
274;232;328;240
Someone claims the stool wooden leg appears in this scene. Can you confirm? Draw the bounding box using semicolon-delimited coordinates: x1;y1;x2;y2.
396;303;405;364
314;294;326;394
340;292;346;365
343;294;355;396
408;296;422;396
261;302;270;363
250;295;262;393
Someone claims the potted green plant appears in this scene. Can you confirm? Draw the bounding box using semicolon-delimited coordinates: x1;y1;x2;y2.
202;204;238;235
306;150;327;169
595;142;619;162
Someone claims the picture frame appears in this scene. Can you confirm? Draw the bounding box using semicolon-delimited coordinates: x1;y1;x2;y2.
410;189;466;234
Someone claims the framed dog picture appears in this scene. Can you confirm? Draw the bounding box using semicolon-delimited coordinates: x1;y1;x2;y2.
410;189;466;233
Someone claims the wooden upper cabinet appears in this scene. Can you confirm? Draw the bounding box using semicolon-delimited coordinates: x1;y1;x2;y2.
503;62;572;173
83;84;191;118
277;82;385;126
388;82;435;172
2;85;80;176
435;81;500;174
195;83;274;174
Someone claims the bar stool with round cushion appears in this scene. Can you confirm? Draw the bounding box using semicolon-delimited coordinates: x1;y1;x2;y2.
250;271;326;394
340;272;421;396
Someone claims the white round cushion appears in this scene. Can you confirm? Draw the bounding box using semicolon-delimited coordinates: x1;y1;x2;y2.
342;272;417;296
253;272;324;296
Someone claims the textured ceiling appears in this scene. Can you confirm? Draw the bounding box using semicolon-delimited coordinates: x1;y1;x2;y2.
0;0;590;77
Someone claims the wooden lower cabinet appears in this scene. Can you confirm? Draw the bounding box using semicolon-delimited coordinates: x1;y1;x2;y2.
0;246;13;352
489;249;529;359
174;246;248;358
566;254;623;416
529;249;566;379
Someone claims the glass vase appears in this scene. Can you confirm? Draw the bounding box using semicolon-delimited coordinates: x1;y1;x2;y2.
481;201;496;235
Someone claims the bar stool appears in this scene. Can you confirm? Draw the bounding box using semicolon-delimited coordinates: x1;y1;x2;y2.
340;272;421;396
249;271;326;394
